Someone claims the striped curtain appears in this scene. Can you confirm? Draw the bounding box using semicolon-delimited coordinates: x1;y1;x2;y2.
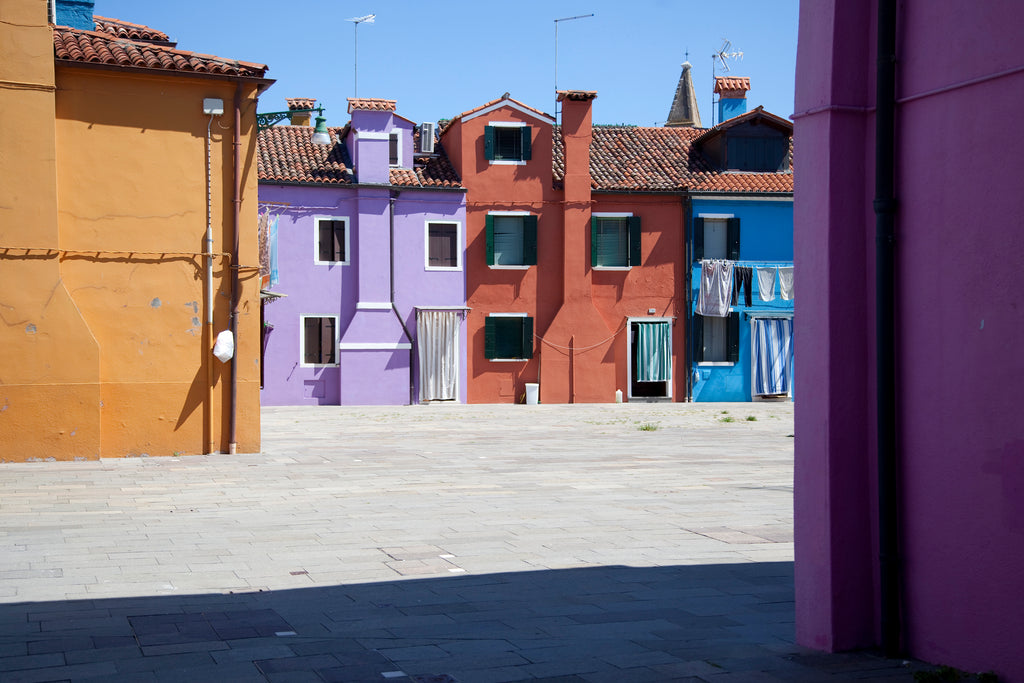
417;310;459;401
752;317;793;395
636;322;670;382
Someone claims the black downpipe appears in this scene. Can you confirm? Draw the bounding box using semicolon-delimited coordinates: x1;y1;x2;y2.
388;192;416;405
875;0;900;657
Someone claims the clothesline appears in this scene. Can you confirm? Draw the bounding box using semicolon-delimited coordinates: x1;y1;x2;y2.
696;260;794;316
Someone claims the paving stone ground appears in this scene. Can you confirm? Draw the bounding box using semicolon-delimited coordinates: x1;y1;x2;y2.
0;403;934;681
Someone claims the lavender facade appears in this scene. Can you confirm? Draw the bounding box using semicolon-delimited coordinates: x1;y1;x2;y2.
259;99;466;405
794;1;1024;679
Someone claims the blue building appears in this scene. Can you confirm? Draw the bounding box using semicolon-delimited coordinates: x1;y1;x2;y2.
686;91;794;402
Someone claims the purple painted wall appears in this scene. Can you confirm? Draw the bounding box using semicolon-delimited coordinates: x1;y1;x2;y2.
795;1;1024;679
260;112;466;406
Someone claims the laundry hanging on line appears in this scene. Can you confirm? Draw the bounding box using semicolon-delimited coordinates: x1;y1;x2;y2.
696;259;734;318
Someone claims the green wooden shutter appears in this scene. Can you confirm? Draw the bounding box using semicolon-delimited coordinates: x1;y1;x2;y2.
485;215;495;265
727;312;740;363
523;215;538;265
693;218;705;260
484;317;496;358
520;126;532;160
590;217;599;267
693;314;704;362
727;218;741;260
484;126;495;160
628;216;642;266
522;317;534;359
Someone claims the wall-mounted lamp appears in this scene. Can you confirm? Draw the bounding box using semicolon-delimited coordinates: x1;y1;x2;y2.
256;106;332;145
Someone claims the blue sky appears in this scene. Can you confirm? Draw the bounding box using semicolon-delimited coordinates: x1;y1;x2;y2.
93;0;797;129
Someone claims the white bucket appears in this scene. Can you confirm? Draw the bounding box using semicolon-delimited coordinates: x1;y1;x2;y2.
525;383;539;405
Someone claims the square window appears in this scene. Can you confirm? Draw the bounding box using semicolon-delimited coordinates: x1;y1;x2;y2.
591;216;641;268
486;215;537;266
302;316;337;365
484;125;532;162
696;312;739;363
694;217;740;261
427;222;460;269
484;316;533;360
316;218;348;264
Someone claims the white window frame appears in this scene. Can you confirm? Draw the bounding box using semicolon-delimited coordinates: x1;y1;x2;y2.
592;212;634;271
424;220;462;271
313;216;350;266
626;317;673;399
299;315;340;368
487;210;532;270
487;121;528;166
487;312;530;362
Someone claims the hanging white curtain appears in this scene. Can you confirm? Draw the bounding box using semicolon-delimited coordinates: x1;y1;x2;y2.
636;322;671;382
417;310;459;401
751;317;793;395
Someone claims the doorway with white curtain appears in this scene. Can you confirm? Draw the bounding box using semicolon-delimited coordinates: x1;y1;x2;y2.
416;308;462;402
628;318;673;400
750;316;793;401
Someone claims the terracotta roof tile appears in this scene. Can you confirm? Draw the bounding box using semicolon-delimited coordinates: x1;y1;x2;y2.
556;90;598;101
553;125;792;194
347;98;397;113
286;98;317;111
258;125;462;189
258;126;354;185
714;76;751;93
92;16;173;45
53;25;267;78
449;95;554;124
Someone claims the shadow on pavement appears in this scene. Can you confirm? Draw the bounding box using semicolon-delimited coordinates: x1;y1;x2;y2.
0;561;935;682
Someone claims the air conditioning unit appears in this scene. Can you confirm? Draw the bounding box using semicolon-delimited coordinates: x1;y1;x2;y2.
419;122;435;153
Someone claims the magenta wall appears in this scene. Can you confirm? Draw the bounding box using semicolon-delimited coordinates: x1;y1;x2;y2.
795;1;1024;679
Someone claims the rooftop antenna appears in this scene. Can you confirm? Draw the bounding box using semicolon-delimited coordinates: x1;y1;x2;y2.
554;13;594;123
347;14;375;98
711;39;743;125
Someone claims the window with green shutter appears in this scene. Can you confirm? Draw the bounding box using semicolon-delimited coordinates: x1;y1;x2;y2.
484;125;532;162
591;216;641;268
693;216;739;261
484;315;534;360
694;312;739;363
486;214;537;266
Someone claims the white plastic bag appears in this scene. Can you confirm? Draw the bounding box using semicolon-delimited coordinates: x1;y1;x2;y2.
213;330;234;363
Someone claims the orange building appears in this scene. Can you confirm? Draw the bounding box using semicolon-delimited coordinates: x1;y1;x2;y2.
0;0;271;460
441;92;689;404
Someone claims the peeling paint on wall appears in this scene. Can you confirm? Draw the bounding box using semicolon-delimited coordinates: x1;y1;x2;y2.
151;298;161;308
25;323;37;334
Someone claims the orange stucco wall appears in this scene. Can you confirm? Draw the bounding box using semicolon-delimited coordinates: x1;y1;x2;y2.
449;98;687;404
0;0;261;460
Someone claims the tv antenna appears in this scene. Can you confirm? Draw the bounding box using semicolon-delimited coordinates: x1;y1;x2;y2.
347;14;375;98
711;39;743;125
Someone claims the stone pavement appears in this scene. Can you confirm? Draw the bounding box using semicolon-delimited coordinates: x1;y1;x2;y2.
0;403;935;682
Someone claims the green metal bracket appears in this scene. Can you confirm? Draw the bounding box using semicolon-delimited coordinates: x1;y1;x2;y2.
257;107;325;131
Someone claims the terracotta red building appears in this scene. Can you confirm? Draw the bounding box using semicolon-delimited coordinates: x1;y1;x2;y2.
440;89;792;404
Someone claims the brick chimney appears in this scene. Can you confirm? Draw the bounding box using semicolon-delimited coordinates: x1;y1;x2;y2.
714;76;750;123
285;98;317;126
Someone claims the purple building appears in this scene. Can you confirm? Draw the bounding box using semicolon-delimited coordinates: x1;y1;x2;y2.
258;98;467;405
795;2;1024;680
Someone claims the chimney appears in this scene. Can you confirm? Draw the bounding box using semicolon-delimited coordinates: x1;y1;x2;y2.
285;98;318;126
714;76;750;123
666;62;702;127
54;0;95;31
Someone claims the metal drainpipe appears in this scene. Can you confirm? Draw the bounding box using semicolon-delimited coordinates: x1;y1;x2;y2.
205;115;215;454
388;192;415;405
228;83;242;455
875;0;900;657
